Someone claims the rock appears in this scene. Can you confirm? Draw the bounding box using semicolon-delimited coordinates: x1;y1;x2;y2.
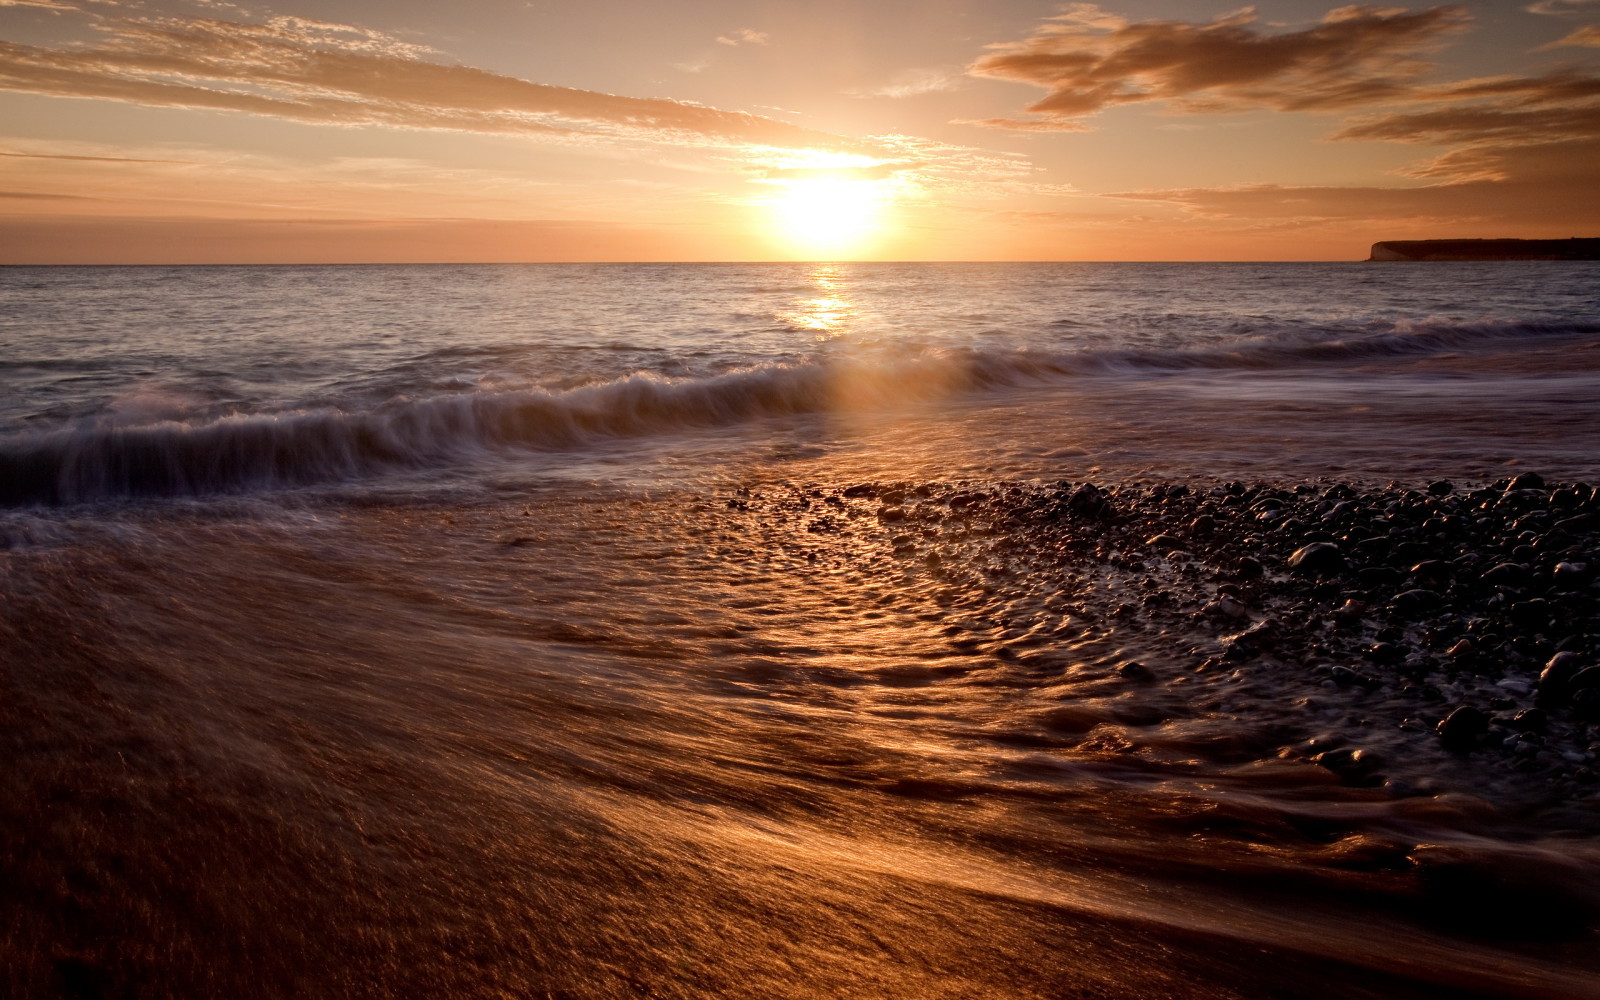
1481;562;1529;589
1392;588;1442;614
1438;705;1489;752
1118;661;1154;681
1554;513;1595;534
1287;541;1344;575
1507;472;1546;492
1408;560;1456;588
1145;533;1184;550
1313;746;1384;783
1427;480;1455;496
1365;642;1406;665
1357;566;1402;589
1409;844;1591;938
1511;707;1548;732
1233;555;1265;579
1507;598;1551;628
1553;561;1592;588
1066;483;1112;518
1204;596;1250;620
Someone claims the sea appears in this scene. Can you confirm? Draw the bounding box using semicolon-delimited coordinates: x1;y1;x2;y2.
2;261;1599;998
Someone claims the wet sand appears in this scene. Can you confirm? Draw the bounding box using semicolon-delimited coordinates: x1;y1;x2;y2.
2;472;1598;998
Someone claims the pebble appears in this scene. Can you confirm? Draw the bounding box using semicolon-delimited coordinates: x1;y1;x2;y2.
1287;541;1344;575
1438;706;1489;752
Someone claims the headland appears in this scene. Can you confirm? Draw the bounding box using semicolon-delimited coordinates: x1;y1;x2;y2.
1368;238;1600;261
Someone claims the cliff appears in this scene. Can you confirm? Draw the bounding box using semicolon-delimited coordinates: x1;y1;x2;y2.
1368;238;1600;261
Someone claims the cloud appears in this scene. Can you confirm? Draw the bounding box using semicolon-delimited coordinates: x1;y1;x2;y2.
850;68;962;99
1107;141;1600;229
715;28;768;47
1111;66;1600;230
0;149;182;162
0;10;857;153
1545;24;1600;46
966;4;1469;129
1526;0;1600;14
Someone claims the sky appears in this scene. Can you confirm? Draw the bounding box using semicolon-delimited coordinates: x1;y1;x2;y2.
1;0;1597;262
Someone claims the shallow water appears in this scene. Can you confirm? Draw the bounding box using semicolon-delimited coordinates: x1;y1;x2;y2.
3;263;1599;997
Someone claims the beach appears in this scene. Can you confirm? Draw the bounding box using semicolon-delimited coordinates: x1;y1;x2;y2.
3;261;1600;997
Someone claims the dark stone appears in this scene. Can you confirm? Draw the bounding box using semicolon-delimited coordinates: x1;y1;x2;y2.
1233;555;1264;579
1313;746;1384;783
1511;707;1548;732
1481;562;1530;589
1354;536;1393;561
1366;642;1406;665
1408;560;1456;588
1118;661;1154;681
1507;472;1546;492
1392;588;1442;613
1067;483;1112;518
1329;665;1377;689
1507;598;1551;628
1437;705;1488;752
1553;561;1593;588
1410;844;1591;939
1287;541;1344;575
1427;480;1455;496
1554;513;1596;534
1571;665;1600;694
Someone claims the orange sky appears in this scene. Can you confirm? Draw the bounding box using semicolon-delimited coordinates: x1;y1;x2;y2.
2;1;1597;262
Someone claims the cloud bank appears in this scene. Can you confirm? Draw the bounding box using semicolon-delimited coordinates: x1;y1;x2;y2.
966;4;1469;130
0;7;855;153
965;4;1600;232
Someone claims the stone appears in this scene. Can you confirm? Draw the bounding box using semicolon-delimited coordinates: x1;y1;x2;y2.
1437;705;1489;752
1481;562;1529;589
1287;541;1344;575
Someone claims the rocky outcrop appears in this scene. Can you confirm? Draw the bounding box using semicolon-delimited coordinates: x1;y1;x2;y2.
1368;238;1600;261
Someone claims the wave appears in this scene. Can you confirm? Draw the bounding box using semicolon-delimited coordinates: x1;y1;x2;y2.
1;317;1592;505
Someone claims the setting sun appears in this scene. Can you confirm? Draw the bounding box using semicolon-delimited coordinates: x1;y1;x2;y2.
771;175;885;255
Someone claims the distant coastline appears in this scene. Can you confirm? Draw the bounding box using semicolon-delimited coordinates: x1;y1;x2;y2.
1368;238;1600;261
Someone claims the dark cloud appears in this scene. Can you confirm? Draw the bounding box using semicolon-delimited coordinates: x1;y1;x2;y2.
966;4;1469;129
0;12;859;153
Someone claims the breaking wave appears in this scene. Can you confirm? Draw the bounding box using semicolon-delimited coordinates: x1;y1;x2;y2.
1;317;1592;505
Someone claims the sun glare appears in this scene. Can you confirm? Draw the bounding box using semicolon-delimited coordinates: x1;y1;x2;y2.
758;152;894;258
773;177;884;255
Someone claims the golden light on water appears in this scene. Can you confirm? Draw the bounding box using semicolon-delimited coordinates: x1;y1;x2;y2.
778;264;855;338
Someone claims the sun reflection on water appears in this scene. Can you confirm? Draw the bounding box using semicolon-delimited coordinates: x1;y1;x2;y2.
778;264;857;341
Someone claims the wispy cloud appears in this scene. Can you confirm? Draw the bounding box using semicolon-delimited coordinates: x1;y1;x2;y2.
1526;0;1600;15
715;28;768;47
1544;23;1600;46
965;4;1469;129
0;8;856;153
850;68;962;99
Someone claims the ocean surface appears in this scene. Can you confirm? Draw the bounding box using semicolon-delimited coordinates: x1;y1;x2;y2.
3;261;1600;998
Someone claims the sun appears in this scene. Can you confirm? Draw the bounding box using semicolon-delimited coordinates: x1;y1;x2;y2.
772;176;884;255
758;152;894;258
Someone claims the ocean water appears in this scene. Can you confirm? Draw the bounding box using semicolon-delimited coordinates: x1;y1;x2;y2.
3;261;1600;998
